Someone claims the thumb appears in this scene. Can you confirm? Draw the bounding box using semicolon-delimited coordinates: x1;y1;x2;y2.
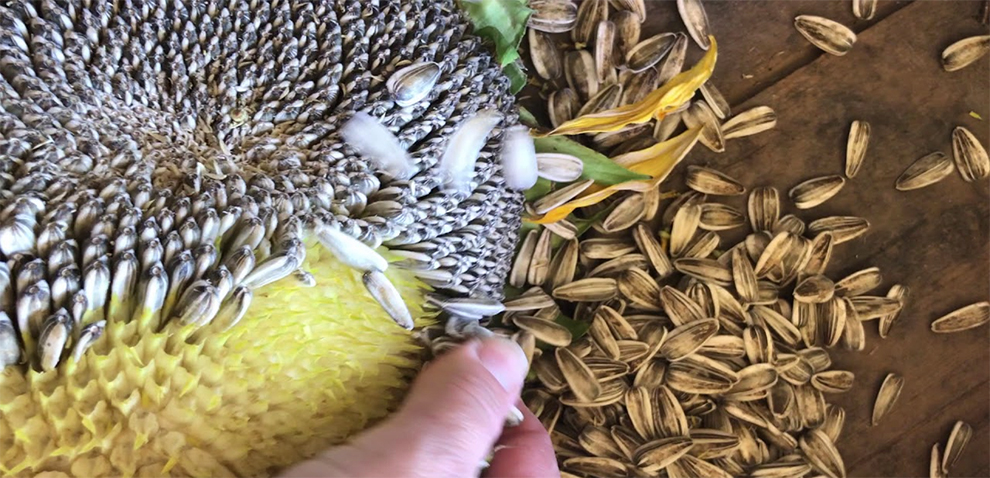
280;336;529;478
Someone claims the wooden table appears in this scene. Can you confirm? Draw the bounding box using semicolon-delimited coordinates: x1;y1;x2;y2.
654;1;989;476
524;1;988;475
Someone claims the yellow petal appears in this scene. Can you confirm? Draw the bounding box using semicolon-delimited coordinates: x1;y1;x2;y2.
528;126;703;224
537;36;718;137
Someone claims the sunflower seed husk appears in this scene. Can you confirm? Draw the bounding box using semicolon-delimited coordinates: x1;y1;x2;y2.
670;204;703;257
594;21;616;82
749;187;781;232
803;231;835;276
536;153;585;183
751;460;814;478
654;112;684;142
549;89;582;128
613;10;642;62
808;216;870;244
617;268;664;311
931;302;990;333
794;15;857;56
634;436;695;472
387;62;443;108
853;0;877;19
684;101;727;153
943;421;973;471
675;258;733;287
800;429;846;478
529;29;563;81
626;33;678;73
545;219;580;241
515;316;574;347
845;121;871;178
562;456;627;477
794;275;835;303
579;426;626;460
528;229;554;286
588;315;622;360
682;231;720;259
879;285;908;338
663;191;707;229
572;0;608;47
732;248;760;305
789;176;846;209
38;311;72;371
678;0;713;50
661;318;720;361
952;126;990;182
942;35;990;72
661;286;706;326
848;296;902;320
622;68;660;105
932;443;948;478
553;278;619;302
895;152;955;191
811;371;855;394
530;0;580;33
533;179;596;214
834;267;882;296
581;238;638;260
549;239;580;290
565;50;601;101
556;347;602;403
872;373;904;426
723;106;778;140
700;82;731;120
588;254;650;278
657;33;690;85
632;224;675;278
687;166;746;196
700;203;746;231
511;230;539;288
579;83;624;117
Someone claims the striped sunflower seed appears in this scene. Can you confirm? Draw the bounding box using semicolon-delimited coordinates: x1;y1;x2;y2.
853;0;877;19
930;302;989;333
799;429;846;478
895;152;955;191
661;318;720;361
794;15;857;56
834;267;882;296
700;203;746;231
677;0;713;50
749;187;781;232
951;126;990;182
723;106;778;140
845;121;871;178
572;0;608;47
794;275;835;303
612;11;642;62
528;29;563;81
675;258;733;287
811;371;855;393
808;216;870;244
626;33;678;73
700;81;731;120
684;101;727;153
789;175;846;209
553;278;619;302
529;0;579;33
878;284;908;338
594;20;616;82
514;315;574;347
657;33;690;85
548;89;581;128
556;347;602;403
943;421;973;471
617;268;664;311
565;50;600;101
942;35;990;72
687;166;746;196
872;373;904;426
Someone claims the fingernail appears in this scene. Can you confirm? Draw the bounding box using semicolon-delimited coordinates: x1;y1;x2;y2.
476;337;529;393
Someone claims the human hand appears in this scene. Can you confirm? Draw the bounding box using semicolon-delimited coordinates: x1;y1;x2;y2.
278;337;559;478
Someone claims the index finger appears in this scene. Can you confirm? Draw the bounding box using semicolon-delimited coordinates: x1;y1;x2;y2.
483;402;560;478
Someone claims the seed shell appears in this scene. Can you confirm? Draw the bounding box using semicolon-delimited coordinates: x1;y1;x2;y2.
872;373;904;426
789;175;846;209
943;421;973;471
845;121;871;178
626;33;678;72
678;0;713;50
942;35;990;72
931;302;990;333
794;15;857;56
895;152;955;191
952;126;990;182
723;106;778;140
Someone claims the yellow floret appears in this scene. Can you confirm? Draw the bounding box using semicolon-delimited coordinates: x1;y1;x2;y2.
0;240;435;477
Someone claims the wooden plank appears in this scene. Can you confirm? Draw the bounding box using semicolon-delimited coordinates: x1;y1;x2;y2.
648;0;912;105
682;1;989;476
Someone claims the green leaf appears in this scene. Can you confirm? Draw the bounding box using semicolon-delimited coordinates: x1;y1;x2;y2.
533;136;651;186
458;0;533;67
503;61;528;94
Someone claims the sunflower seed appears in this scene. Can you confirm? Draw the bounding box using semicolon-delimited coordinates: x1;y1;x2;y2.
556;347;602;402
562;456;627;477
803;231;835;276
853;0;877;19
635;437;695;473
942;35;990;72
834;267;882;296
572;0;608;47
670;204;702;257
622;68;660;105
700;203;746;231
528;229;554;286
932;443;947;478
594;21;616;82
554;278;619;302
632;224;675;278
612;11;642;62
675;258;733;286
687;166;745;196
565;50;601;101
952;126;990;182
617;268;664;311
530;0;579;33
700;82;731;120
682;231;720;259
511;230;539;287
943;421;972;471
811;371;855;394
730;248;759;304
549;89;582;128
684;101;727;153
848;296;901;320
545;219;579;240
515;316;574;347
387;62;442;108
723;106;778;140
749;187;781;232
533;179;595;214
505;288;557;312
808;216;870;244
794;275;835;303
931;302;989;333
789;176;846;209
626;33;678;73
872;373;904;426
794;15;857;56
845;121;871;178
895;152;955;191
579;426;626;460
879;284;908;338
661;318;720;361
549;239;580;289
654;111;684;142
678;0;713;50
536;153;585;183
529;29;563;81
661;286;706;326
38;311;72;371
657;33;690;85
800;429;846;478
581;238;637;259
579;83;624;117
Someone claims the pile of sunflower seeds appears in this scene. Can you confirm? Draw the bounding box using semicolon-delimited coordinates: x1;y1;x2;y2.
466;0;990;476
